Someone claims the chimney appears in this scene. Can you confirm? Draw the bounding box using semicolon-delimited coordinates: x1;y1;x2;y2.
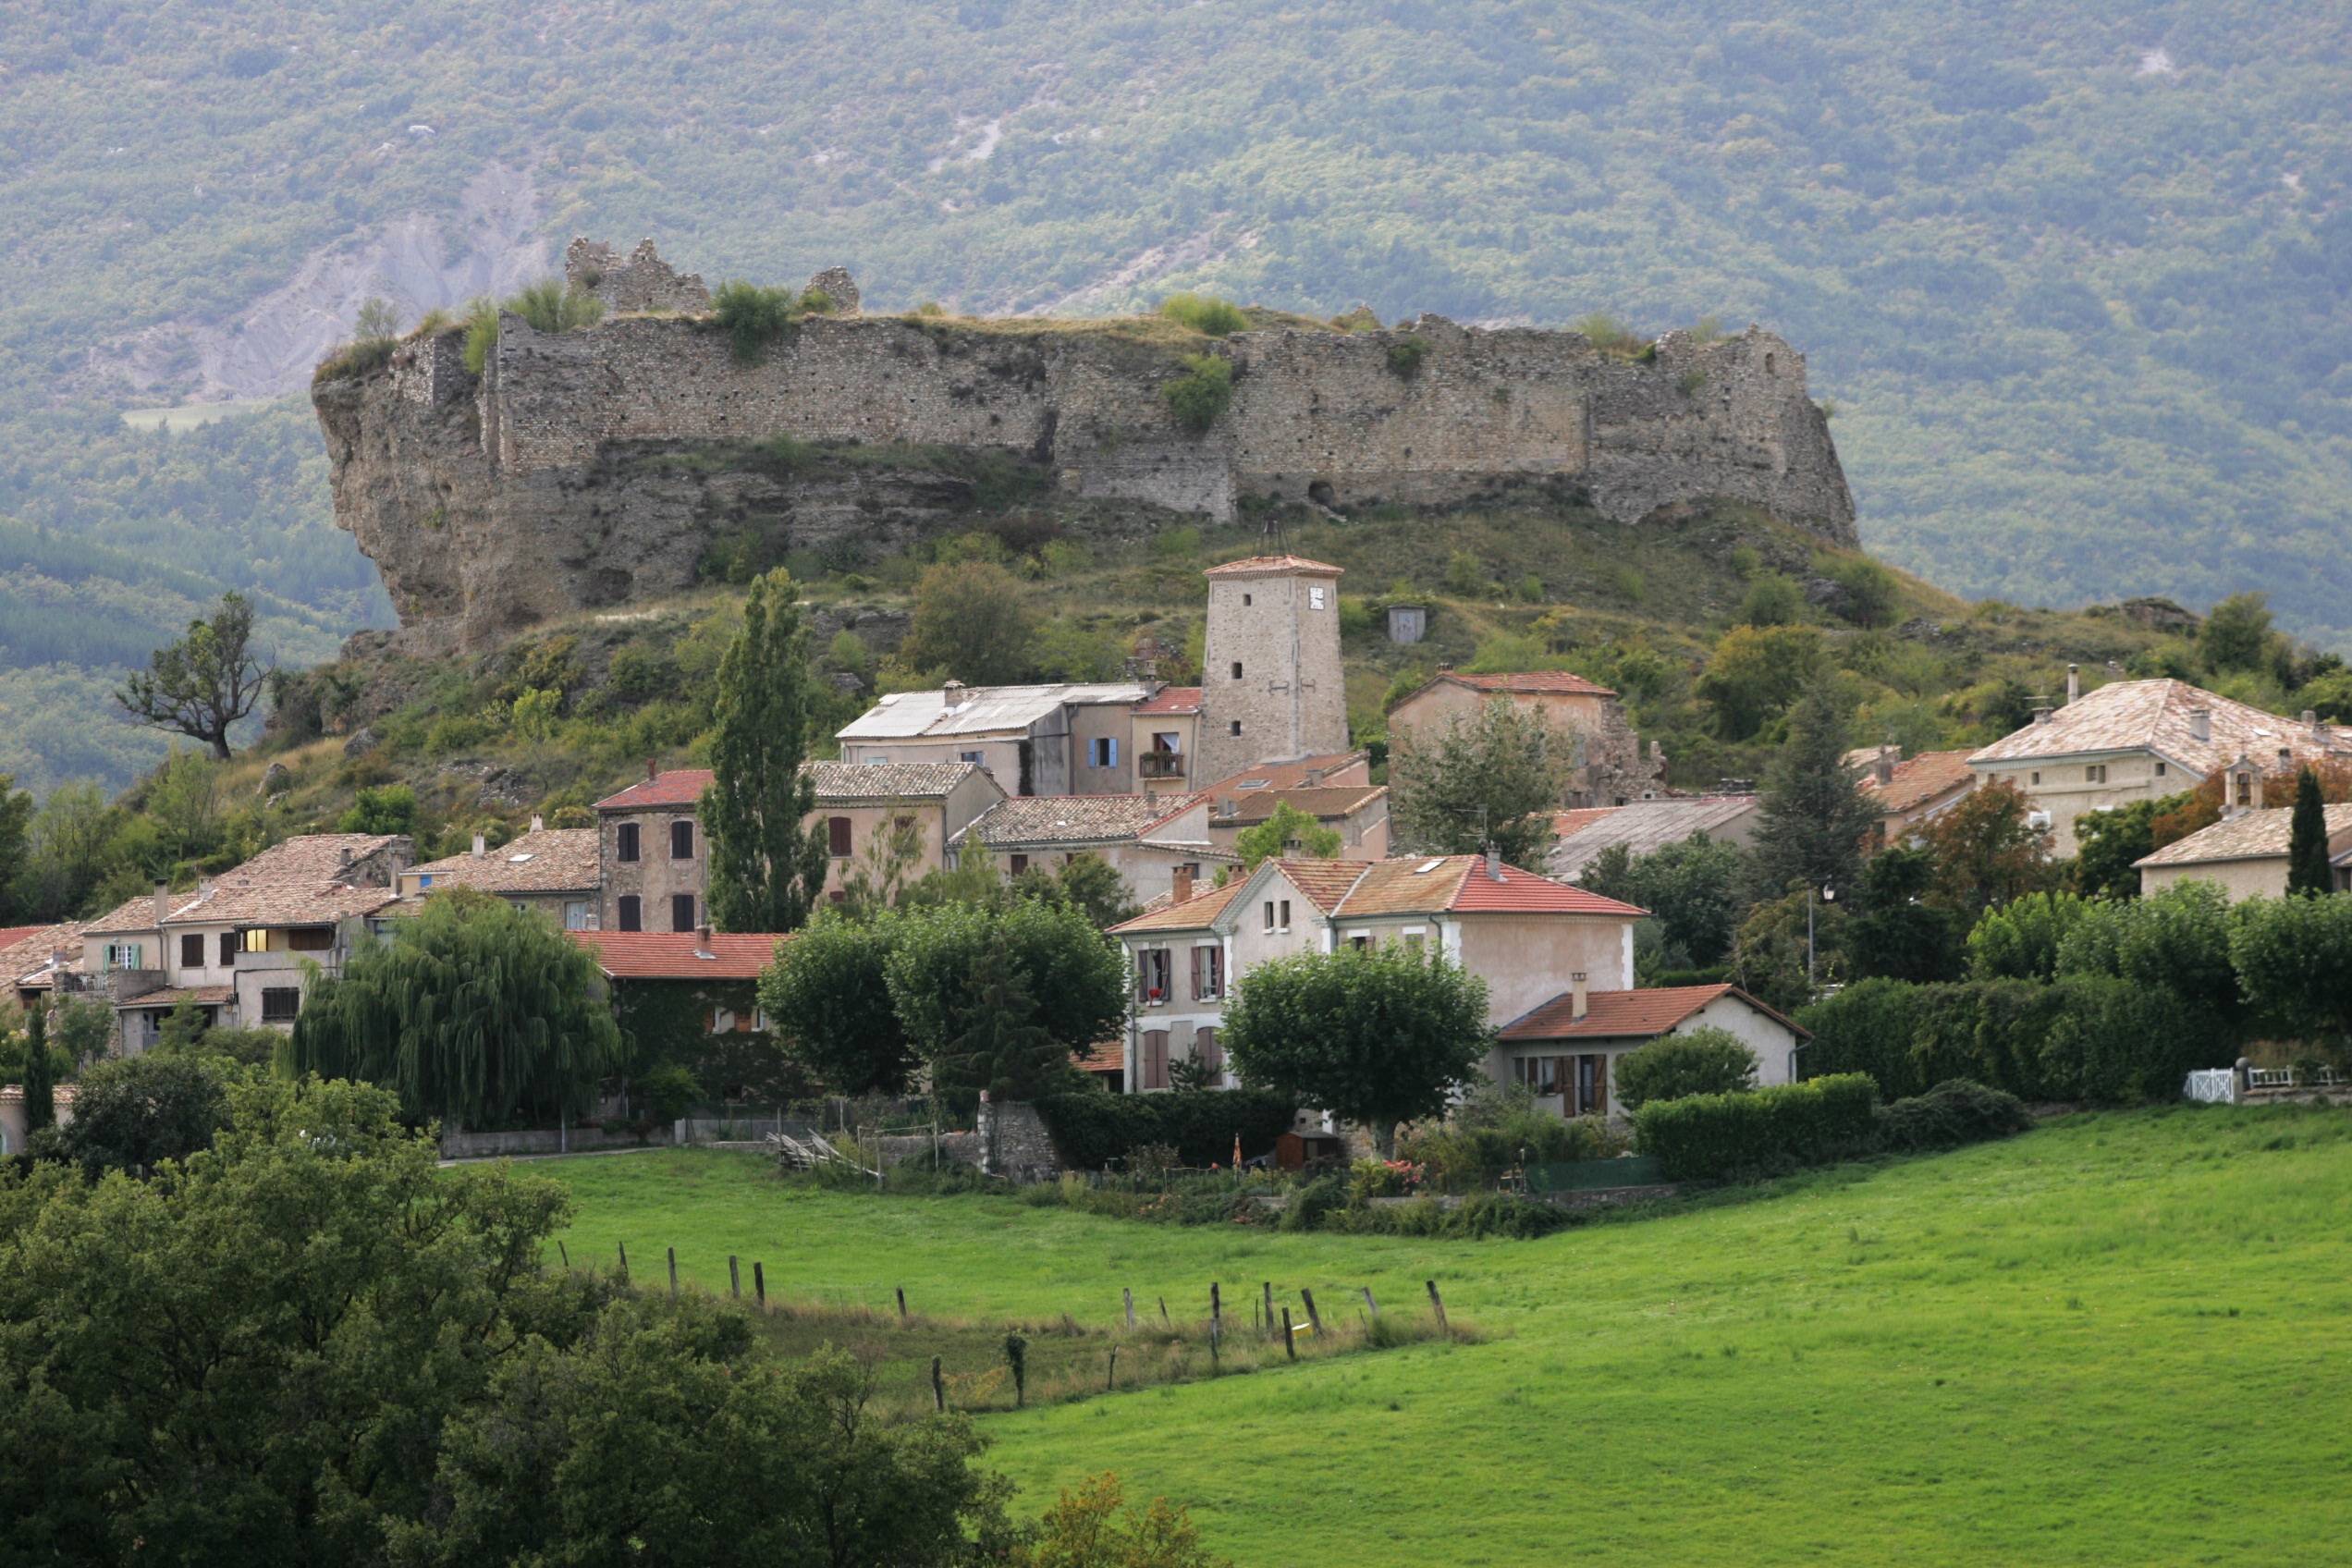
696;924;713;954
2066;664;2080;705
153;881;169;927
646;756;658;781
1305;768;1325;788
2031;704;2052;726
472;833;487;858
1874;741;1897;787
1218;796;1237;818
2189;707;2211;743
1570;971;1589;1022
1435;662;1454;674
2306;709;2329;744
530;813;544;832
1485;846;1503;881
1171;866;1195;906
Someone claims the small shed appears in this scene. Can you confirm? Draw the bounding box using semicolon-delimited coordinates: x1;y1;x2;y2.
1274;1128;1346;1169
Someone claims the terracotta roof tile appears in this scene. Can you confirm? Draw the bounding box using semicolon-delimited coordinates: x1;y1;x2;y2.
407;829;601;894
2135;802;2352;867
956;794;1222;850
1109;878;1250;935
802;760;986;802
1210;786;1387;826
596;769;716;810
87;836;410;933
1330;855;1648;918
1076;1039;1124;1073
1272;858;1374;913
1202;555;1343;578
0;927;43;952
1195;752;1370;796
1;922;91;984
1500;984;1807;1041
1969;680;2349;775
1860;750;1978;815
570;929;786;980
118;985;235;1010
1133;686;1204;716
1427;670;1617;698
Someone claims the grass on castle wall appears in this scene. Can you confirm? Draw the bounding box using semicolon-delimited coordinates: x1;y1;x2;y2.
538;1105;2352;1568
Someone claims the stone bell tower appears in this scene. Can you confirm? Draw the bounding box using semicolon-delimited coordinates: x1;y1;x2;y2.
1193;555;1348;785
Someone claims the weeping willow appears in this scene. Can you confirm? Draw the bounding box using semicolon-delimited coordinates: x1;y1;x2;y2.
285;892;625;1130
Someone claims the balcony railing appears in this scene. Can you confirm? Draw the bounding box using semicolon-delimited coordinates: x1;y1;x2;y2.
1138;752;1187;780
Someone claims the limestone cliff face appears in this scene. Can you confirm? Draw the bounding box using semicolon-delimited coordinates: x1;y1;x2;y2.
314;245;1855;654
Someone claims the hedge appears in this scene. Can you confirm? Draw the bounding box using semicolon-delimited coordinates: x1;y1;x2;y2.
1633;1074;1881;1182
1796;975;2223;1103
1032;1087;1297;1170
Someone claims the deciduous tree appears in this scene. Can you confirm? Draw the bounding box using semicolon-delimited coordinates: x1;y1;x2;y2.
2232;893;2352;1063
1845;843;1964;983
0;773;31;921
762;912;920;1096
1575;832;1746;966
115;591;270;761
1914;778;2054;917
288;890;625;1128
1220;942;1489;1158
704;568;830;934
900;560;1039;686
1389;697;1568;869
1233;801;1341;870
883;899;1129;1088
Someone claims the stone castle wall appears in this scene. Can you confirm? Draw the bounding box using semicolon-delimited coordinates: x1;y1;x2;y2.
314;241;1856;653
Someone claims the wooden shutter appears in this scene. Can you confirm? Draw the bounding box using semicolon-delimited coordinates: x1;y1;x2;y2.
1143;1031;1169;1091
828;816;853;857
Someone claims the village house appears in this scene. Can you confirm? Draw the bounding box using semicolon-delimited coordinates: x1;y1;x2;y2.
1849;744;1978;845
398;822;603;928
835;681;1157;797
809;760;1006;902
78;834;413;1047
1129;685;1203;799
1204;784;1390;862
1548;795;1762;882
1108;851;1648;1103
4;922;92;1011
1497;982;1810;1118
1387;669;1663;807
596;766;715;933
2134;801;2352;900
570;927;793;1101
1968;676;2352;858
947;793;1232;904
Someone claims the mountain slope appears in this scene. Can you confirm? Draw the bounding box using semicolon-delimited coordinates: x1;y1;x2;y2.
1;0;2347;788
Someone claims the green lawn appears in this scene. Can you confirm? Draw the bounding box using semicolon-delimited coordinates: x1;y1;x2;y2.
541;1107;2352;1567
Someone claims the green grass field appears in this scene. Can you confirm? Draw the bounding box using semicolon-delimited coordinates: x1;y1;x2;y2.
540;1107;2352;1567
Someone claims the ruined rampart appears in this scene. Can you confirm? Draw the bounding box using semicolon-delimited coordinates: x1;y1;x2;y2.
314;240;1856;653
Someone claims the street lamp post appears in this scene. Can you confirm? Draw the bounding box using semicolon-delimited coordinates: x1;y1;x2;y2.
1807;883;1836;993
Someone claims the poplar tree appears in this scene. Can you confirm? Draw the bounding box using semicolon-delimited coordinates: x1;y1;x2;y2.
22;998;54;1133
2286;766;2332;897
704;569;829;933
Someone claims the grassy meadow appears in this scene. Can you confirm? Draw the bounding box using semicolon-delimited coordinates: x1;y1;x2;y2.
541;1106;2352;1567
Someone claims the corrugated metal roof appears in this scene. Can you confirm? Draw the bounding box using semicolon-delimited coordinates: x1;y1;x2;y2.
836;682;1151;741
1548;798;1760;880
1969;679;2349;774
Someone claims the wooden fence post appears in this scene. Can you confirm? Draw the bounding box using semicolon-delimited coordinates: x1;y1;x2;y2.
932;1355;946;1413
1426;1279;1448;1332
1263;1281;1274;1339
729;1256;741;1300
557;1241;570;1272
667;1247;679;1297
1280;1307;1297;1361
1301;1287;1322;1336
618;1242;630;1285
1123;1287;1136;1332
1362;1285;1378;1317
1158;1295;1170;1329
1210;1281;1221;1334
897;1286;908;1320
1108;1344;1119;1390
753;1261;766;1310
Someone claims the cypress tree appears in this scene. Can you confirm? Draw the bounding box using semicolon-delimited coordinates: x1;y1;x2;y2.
2286;766;2332;897
1748;677;1878;900
704;569;830;933
23;998;54;1133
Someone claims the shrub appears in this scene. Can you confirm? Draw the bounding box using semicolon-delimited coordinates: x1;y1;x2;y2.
1615;1027;1758;1110
1878;1079;2032;1152
1030;1087;1296;1170
1386;335;1430;378
510;278;604;336
461;295;499;374
61;1054;233;1174
1279;1173;1350;1232
1634;1073;1880;1182
636;1062;703;1125
1161;354;1233;433
1158;293;1248;337
1569;312;1646;356
713;280;803;363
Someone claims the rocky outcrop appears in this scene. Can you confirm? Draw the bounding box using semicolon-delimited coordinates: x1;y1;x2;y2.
315;239;1856;654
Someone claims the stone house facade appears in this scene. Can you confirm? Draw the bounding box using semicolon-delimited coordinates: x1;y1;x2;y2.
1190;556;1349;788
2134;802;2352;900
399;825;602;929
1387;670;1660;808
596;767;715;934
947;793;1233;906
808;760;1005;903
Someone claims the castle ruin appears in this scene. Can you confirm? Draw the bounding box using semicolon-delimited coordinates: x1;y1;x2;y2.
314;239;1856;654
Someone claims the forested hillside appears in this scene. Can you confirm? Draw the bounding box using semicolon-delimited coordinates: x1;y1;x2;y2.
3;0;2348;789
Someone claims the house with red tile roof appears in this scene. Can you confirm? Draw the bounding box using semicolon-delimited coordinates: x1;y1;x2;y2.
1204;784;1390;863
1387;668;1663;807
399;825;602;929
1129;685;1204;799
595;766;718;934
949;792;1231;906
1847;744;1978;844
570;927;800;1101
1105;851;1648;1104
1498;982;1811;1117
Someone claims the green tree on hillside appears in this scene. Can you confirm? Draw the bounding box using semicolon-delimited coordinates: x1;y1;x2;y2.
1696;625;1823;741
0;772;31;921
1389;698;1568;870
115;592;270;761
1575;832;1746;967
900;561;1038;687
704;569;830;935
1915;779;2054;917
287;891;625;1128
1747;679;1875;900
2198;592;2276;674
883;899;1128;1091
2287;766;2332;897
1221;942;1488;1158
